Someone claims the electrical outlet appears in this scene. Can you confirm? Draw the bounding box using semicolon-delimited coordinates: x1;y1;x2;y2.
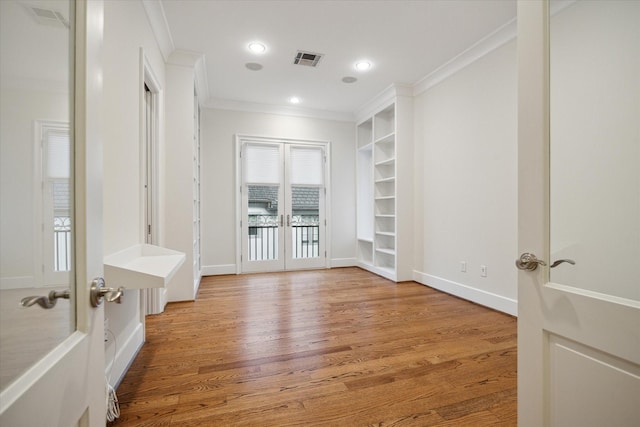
104;318;109;342
480;265;487;277
460;261;467;273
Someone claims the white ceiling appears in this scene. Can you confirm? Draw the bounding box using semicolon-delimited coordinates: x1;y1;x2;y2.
161;0;517;117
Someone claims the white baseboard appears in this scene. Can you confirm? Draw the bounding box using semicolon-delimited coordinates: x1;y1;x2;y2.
202;264;236;276
413;271;517;316
105;322;144;388
331;258;357;268
0;276;35;290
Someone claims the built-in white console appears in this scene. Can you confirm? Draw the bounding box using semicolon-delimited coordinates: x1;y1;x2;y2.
103;244;186;289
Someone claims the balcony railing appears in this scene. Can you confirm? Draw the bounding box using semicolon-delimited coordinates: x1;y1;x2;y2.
247;215;319;261
54;216;71;271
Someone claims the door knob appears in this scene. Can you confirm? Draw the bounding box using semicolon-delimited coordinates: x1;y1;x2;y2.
516;253;576;271
90;277;124;307
515;252;547;271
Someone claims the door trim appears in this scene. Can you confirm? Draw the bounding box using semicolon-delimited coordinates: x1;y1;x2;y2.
234;134;332;274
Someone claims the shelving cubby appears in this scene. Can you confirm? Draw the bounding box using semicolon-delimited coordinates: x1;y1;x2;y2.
355;86;413;281
356;118;374;267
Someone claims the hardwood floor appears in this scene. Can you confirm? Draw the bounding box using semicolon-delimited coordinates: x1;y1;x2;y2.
112;267;517;426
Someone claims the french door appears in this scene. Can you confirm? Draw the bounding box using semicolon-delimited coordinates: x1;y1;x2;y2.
239;138;327;273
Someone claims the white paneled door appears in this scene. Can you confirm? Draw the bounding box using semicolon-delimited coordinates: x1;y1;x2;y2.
239;138;327;273
517;1;640;426
0;1;106;426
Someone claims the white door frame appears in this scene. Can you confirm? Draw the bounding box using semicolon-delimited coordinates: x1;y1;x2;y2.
517;1;640;425
139;48;164;315
0;1;105;425
235;134;331;274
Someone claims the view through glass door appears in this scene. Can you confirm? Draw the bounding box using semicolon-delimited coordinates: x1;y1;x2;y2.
240;140;326;273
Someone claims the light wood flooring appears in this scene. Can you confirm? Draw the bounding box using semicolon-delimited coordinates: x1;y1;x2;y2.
112;267;517;426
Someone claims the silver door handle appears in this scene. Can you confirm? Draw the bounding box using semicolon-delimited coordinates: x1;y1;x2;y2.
287;214;291;227
280;214;284;227
90;277;124;307
20;289;70;309
515;252;546;271
550;259;576;268
516;253;577;271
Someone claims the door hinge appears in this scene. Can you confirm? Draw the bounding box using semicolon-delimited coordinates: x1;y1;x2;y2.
324;188;326;195
241;254;243;262
324;219;327;226
240;220;242;227
148;224;151;234
325;251;327;258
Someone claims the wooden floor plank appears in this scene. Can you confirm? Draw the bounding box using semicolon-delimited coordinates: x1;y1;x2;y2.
111;267;516;426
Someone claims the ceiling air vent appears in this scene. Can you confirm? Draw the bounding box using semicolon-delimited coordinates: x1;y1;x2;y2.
25;5;69;28
293;51;323;67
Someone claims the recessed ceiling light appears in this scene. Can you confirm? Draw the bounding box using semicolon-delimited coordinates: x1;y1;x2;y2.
355;61;372;72
289;96;301;104
248;42;266;54
342;76;357;84
245;62;263;71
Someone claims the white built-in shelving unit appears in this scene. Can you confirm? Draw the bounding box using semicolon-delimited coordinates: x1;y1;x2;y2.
356;85;413;282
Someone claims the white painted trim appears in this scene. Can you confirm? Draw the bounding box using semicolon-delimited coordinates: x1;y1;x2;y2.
413;270;517;316
139;48;162;246
167;50;209;108
167;49;204;67
193;274;201;296
202;264;236;276
105;322;144;389
141;0;174;62
358;262;397;282
235;135;331;274
413;18;517;97
331;258;357;268
206;98;354;123
355;83;412;124
194;56;209;106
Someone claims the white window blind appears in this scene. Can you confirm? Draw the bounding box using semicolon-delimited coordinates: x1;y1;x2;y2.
244;144;280;184
46;130;70;179
290;147;323;185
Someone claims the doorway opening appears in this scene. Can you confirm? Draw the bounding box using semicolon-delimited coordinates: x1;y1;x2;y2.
141;52;162;314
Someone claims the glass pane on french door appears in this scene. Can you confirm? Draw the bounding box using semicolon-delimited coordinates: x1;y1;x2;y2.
247;184;280;261
291;186;320;259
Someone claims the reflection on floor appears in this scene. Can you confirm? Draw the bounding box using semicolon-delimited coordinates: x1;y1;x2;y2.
0;287;72;390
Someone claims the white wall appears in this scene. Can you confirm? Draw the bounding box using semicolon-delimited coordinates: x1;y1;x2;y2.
201;108;356;273
102;0;166;386
413;40;518;315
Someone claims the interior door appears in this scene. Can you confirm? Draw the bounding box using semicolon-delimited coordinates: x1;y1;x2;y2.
517;1;640;426
0;1;106;425
240;139;327;273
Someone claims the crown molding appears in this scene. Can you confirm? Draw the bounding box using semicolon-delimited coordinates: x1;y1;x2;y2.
412;17;517;97
166;50;209;106
141;0;174;62
355;83;413;123
204;98;355;123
